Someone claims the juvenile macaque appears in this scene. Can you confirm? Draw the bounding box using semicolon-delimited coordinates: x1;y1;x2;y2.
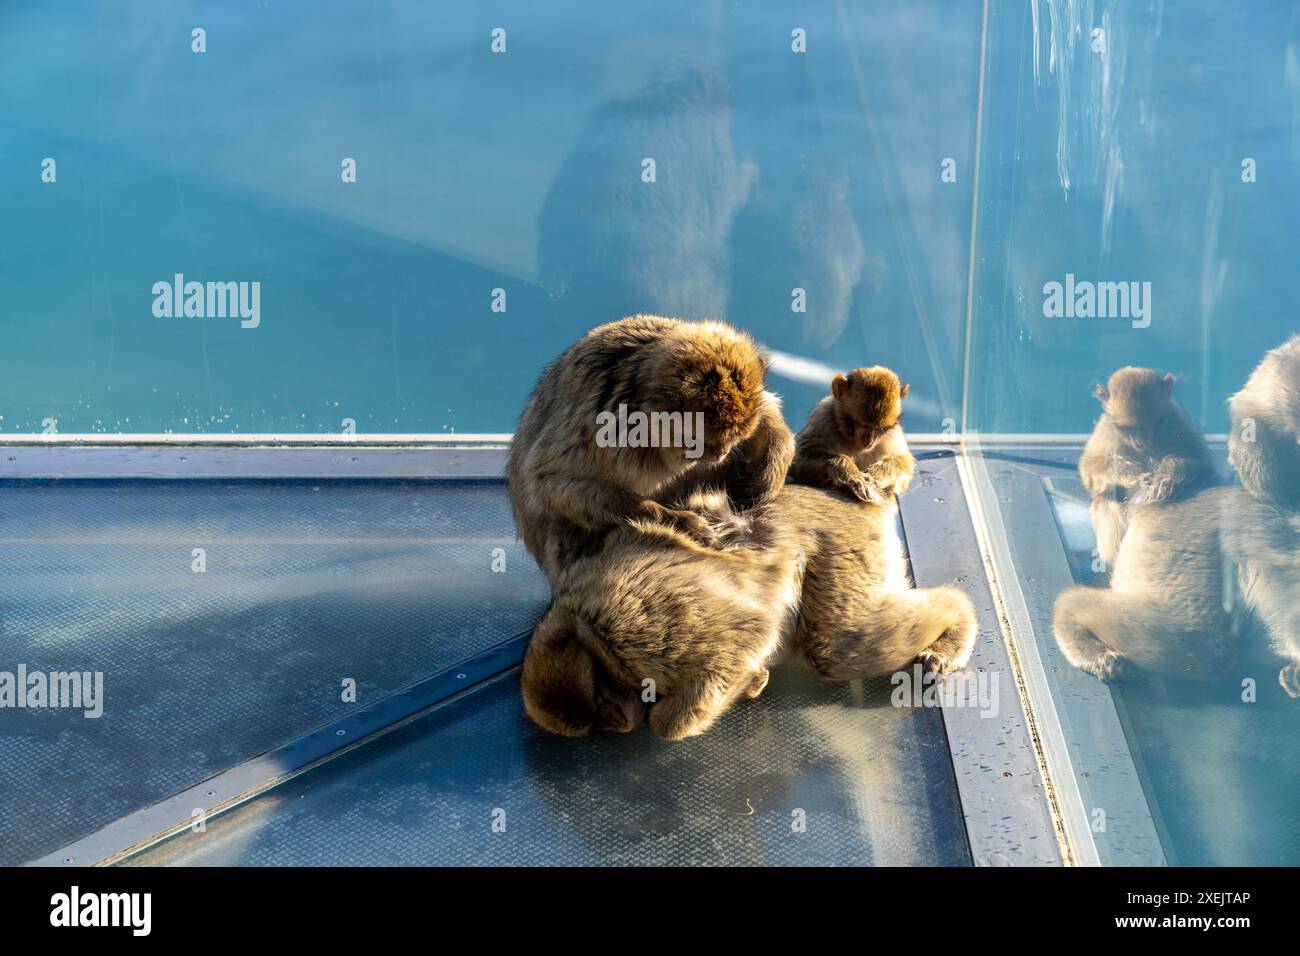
1078;366;1215;566
507;315;794;581
1053;485;1243;682
787;366;915;503
522;484;977;741
1229;334;1300;512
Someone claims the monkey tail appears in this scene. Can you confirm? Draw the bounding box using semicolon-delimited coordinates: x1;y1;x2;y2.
799;585;977;680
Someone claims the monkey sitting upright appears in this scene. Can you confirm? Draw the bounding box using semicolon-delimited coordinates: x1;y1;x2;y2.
506;314;795;582
1226;335;1300;696
787;366;915;503
1078;366;1216;567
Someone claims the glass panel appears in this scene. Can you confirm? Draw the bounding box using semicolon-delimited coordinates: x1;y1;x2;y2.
0;478;546;864
1;1;979;435
963;1;1300;865
119;667;970;867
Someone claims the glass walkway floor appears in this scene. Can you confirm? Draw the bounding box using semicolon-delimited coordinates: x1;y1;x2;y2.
7;441;1291;866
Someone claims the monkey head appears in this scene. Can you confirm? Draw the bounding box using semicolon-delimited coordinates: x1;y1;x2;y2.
1095;367;1175;430
831;366;910;451
521;609;648;737
646;321;769;466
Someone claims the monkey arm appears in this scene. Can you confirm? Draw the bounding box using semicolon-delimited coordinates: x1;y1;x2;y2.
1145;415;1217;500
666;393;795;509
1079;424;1144;500
861;426;916;496
716;394;795;508
545;475;719;545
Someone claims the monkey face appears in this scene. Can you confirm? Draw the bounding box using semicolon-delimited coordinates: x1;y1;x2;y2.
1097;367;1174;429
832;367;909;451
667;351;767;464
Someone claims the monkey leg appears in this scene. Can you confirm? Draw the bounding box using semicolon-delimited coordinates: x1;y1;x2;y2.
1052;587;1130;682
1053;586;1230;682
648;670;751;742
799;586;977;680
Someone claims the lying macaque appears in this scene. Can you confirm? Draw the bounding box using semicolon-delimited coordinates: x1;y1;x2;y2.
522;484;977;741
787;366;915;503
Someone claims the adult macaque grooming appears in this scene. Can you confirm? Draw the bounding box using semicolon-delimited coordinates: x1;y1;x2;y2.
521;484;977;741
1078;366;1215;566
788;366;915;502
507;314;794;581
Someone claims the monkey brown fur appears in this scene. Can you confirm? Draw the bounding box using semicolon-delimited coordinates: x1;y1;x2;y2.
1228;334;1300;512
506;314;794;582
1078;366;1216;566
521;484;977;741
788;366;915;503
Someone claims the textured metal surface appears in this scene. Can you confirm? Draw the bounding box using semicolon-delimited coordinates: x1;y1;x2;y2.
1048;476;1300;867
121;664;970;867
0;479;547;865
899;450;1063;866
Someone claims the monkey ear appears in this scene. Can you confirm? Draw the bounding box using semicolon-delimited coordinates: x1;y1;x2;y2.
1162;372;1176;394
899;383;910;398
1094;383;1108;403
831;374;848;399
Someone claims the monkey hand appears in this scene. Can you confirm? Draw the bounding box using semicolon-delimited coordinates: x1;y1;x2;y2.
1280;662;1300;700
661;507;724;548
844;475;887;504
1136;471;1176;503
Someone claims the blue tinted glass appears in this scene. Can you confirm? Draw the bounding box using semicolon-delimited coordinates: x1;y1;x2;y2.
1;1;979;434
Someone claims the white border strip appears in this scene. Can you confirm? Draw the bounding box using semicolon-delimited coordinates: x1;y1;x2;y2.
956;436;1101;866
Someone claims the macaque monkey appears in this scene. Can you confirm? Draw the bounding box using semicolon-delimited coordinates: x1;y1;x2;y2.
522;484;977;741
788;366;915;503
1053;485;1244;682
1229;334;1300;512
507;315;794;582
1227;335;1300;695
1078;367;1215;566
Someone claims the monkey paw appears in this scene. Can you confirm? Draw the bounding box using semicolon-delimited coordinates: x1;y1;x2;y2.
744;668;770;699
671;510;723;549
1089;649;1131;683
917;649;959;678
1280;662;1300;699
